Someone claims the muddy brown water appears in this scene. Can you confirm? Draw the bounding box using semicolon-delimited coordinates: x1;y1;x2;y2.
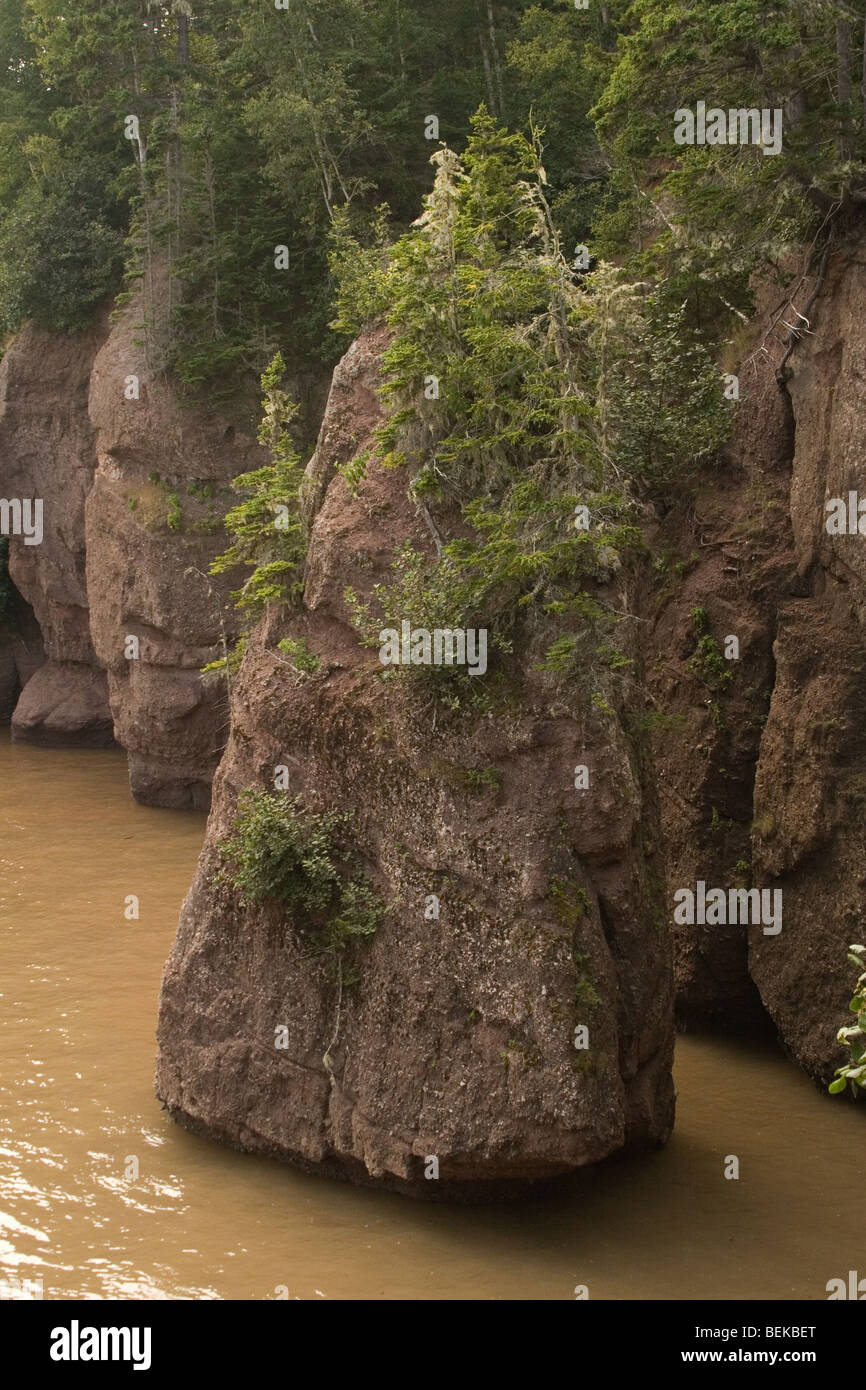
0;734;863;1301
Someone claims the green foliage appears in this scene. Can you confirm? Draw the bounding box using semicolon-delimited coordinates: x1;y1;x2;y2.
628;706;688;738
829;944;866;1096
325;879;385;951
219;788;385;953
591;0;865;340
690;634;732;691
1;0;861;399
201;634;247;686
0;155;125;335
336;451;370;498
462;765;500;792
550;875;590;928
345;541;503;706
336;113;609;674
333;109;728;702
221;790;341;911
187;480;214;502
346;544;470;651
0;0;612;391
590;280;732;494
210;353;307;615
276;636;321;678
688;607;732;690
535;634;580;675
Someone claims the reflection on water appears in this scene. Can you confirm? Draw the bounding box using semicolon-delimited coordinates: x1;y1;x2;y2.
0;733;863;1301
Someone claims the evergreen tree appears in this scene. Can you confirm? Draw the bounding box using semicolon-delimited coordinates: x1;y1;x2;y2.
333;108;725;687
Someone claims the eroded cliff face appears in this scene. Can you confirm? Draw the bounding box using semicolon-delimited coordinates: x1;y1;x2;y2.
0;288;265;802
155;332;676;1197
83;296;263;807
750;246;866;1080
0;320;113;747
647;233;866;1081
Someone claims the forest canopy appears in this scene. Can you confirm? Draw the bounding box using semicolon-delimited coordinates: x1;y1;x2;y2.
0;0;863;395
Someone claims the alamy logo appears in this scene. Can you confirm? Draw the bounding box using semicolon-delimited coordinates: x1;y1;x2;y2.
50;1321;152;1371
827;1270;866;1299
378;621;487;676
825;493;866;535
0;497;42;545
674;102;782;156
673;881;782;935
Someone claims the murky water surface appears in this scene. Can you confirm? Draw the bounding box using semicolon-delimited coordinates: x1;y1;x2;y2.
1;735;862;1300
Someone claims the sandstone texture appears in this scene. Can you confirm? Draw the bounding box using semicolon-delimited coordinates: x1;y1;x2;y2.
0;286;266;800
83;293;263;806
0;321;113;746
156;332;676;1196
646;232;866;1080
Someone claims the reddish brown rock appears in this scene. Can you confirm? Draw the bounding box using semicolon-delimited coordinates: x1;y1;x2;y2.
0;279;273;801
0;321;112;744
83;288;264;807
10;661;114;748
155;331;675;1197
647;233;866;1081
748;245;866;1081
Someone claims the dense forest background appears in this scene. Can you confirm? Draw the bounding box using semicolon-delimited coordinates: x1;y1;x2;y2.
1;0;864;409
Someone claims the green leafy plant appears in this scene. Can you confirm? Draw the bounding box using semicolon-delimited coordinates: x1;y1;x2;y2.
550;875;590;927
333;109;725;708
276;636;321;678
219;789;384;954
336;452;370;497
210;353;308;615
201;635;247;686
829;944;866;1096
344;544;501;707
462;765;500;792
220;790;341;911
325;879;384;950
689;609;732;691
187;480;215;503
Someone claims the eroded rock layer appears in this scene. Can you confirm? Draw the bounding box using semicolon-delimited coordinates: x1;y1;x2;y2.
0;288;264;800
646;237;866;1079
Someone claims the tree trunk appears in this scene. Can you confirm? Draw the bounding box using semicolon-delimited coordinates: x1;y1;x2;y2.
486;1;506;121
478;31;497;118
837;18;853;158
395;0;406;85
177;12;189;67
204;151;220;335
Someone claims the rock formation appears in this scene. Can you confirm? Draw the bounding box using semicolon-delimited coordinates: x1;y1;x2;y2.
0;288;265;802
155;330;676;1196
0;320;113;747
4;232;865;1192
646;235;866;1080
